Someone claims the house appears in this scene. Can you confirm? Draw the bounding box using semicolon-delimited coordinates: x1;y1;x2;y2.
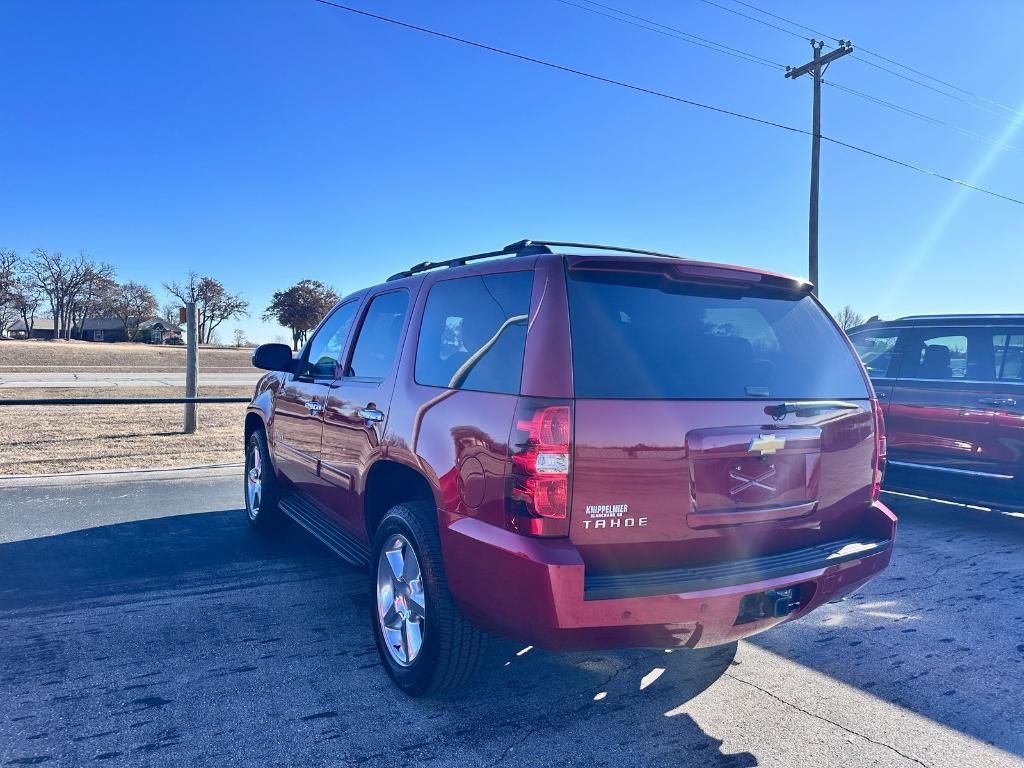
137;318;183;344
79;317;129;342
5;316;183;343
78;316;183;344
6;317;57;340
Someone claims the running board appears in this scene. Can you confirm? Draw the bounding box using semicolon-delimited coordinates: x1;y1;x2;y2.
279;495;371;568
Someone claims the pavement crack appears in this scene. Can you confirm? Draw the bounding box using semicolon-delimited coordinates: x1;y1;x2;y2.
724;671;930;768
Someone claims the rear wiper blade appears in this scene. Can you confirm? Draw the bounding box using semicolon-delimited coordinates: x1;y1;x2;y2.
769;401;862;419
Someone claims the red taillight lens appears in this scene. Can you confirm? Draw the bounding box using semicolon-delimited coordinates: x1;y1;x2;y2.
871;398;887;502
507;400;572;537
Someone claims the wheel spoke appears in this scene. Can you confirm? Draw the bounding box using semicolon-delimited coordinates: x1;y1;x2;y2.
402;547;421;584
403;617;423;662
383;625;405;660
407;580;426;618
385;544;405;582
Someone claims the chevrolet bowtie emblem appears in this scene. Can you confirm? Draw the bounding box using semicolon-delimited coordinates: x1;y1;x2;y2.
748;433;786;456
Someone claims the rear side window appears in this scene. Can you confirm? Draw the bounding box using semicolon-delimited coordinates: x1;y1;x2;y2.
566;270;869;400
415;271;533;394
345;291;409;380
899;331;970;380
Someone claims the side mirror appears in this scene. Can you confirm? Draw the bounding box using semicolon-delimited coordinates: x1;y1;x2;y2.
252;343;294;372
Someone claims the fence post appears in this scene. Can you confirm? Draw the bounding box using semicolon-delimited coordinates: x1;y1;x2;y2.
183;302;198;434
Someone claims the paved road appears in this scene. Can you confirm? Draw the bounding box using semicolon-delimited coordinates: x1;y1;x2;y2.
1;473;1022;768
0;371;261;389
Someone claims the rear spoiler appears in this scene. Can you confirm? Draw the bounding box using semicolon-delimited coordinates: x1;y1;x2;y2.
565;255;813;294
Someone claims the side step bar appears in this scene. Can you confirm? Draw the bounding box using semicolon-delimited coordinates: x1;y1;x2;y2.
279;495;371;568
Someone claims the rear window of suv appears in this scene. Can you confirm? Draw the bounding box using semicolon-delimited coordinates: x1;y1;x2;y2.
566;269;869;400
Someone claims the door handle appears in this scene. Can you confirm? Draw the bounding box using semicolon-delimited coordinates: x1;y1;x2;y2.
978;396;1016;407
303;400;324;412
357;407;385;422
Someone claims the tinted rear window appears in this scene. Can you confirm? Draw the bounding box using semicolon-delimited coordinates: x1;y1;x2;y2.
567;269;869;399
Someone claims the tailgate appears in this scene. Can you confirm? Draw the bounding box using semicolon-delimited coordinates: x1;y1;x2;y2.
570;399;875;573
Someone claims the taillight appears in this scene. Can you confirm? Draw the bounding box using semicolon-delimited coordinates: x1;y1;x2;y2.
507;398;572;537
871;398;887;502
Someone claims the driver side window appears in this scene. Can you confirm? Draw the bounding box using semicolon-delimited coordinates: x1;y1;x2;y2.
301;300;359;380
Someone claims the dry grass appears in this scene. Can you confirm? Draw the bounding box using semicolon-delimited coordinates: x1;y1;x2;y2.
0;386;250;475
0;339;255;372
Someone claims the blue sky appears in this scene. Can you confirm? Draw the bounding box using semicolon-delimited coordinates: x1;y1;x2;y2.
2;0;1022;343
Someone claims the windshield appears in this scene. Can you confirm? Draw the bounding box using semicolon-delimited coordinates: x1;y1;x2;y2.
566;269;869;400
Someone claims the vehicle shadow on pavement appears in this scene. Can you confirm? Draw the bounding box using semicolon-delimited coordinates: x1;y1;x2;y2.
0;508;757;767
749;498;1024;758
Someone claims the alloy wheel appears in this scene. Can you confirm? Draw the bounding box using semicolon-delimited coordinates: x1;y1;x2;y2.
376;534;427;667
246;444;262;519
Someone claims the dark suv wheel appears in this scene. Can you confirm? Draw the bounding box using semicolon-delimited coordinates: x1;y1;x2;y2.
244;430;288;533
370;501;486;696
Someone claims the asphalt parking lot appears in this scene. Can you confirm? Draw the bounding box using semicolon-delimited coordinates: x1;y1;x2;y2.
1;471;1022;768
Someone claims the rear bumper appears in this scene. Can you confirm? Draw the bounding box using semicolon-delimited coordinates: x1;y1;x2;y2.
443;501;896;650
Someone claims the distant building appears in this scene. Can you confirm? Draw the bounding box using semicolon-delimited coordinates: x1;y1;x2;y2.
136;318;183;344
4;316;183;343
6;317;56;340
79;317;183;344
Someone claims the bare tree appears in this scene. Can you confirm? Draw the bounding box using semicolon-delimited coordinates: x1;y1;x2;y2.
72;270;118;339
164;271;249;344
834;305;865;331
161;302;182;326
0;249;18;335
10;279;43;337
19;250;115;339
232;328;248;347
110;281;159;341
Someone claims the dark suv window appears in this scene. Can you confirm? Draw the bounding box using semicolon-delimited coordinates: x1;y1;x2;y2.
566;269;869;399
849;328;900;378
345;291;409;380
301;300;359;379
415;271;533;394
899;331;970;380
993;332;1023;382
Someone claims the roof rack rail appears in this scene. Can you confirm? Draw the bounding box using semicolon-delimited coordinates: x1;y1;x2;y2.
386;238;684;281
386;241;553;281
516;240;685;260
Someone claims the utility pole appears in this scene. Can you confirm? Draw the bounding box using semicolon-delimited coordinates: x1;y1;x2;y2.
183;302;198;434
786;39;853;296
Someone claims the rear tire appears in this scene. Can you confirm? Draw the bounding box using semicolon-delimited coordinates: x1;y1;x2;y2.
370;501;486;696
244;429;288;534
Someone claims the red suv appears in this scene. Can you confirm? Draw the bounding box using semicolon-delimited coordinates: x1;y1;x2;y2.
244;240;895;695
848;314;1024;510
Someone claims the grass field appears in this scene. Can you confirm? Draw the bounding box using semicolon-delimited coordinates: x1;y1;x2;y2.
0;385;250;476
0;339;255;371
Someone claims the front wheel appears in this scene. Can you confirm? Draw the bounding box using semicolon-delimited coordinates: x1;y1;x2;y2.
244;430;287;533
370;501;485;696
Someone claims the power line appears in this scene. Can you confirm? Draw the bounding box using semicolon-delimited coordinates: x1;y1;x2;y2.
824;80;1023;153
708;0;1024;122
556;0;1022;153
693;0;809;42
554;0;785;70
309;0;1024;207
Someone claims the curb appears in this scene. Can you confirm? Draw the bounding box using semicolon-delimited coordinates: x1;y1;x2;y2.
0;463;243;488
